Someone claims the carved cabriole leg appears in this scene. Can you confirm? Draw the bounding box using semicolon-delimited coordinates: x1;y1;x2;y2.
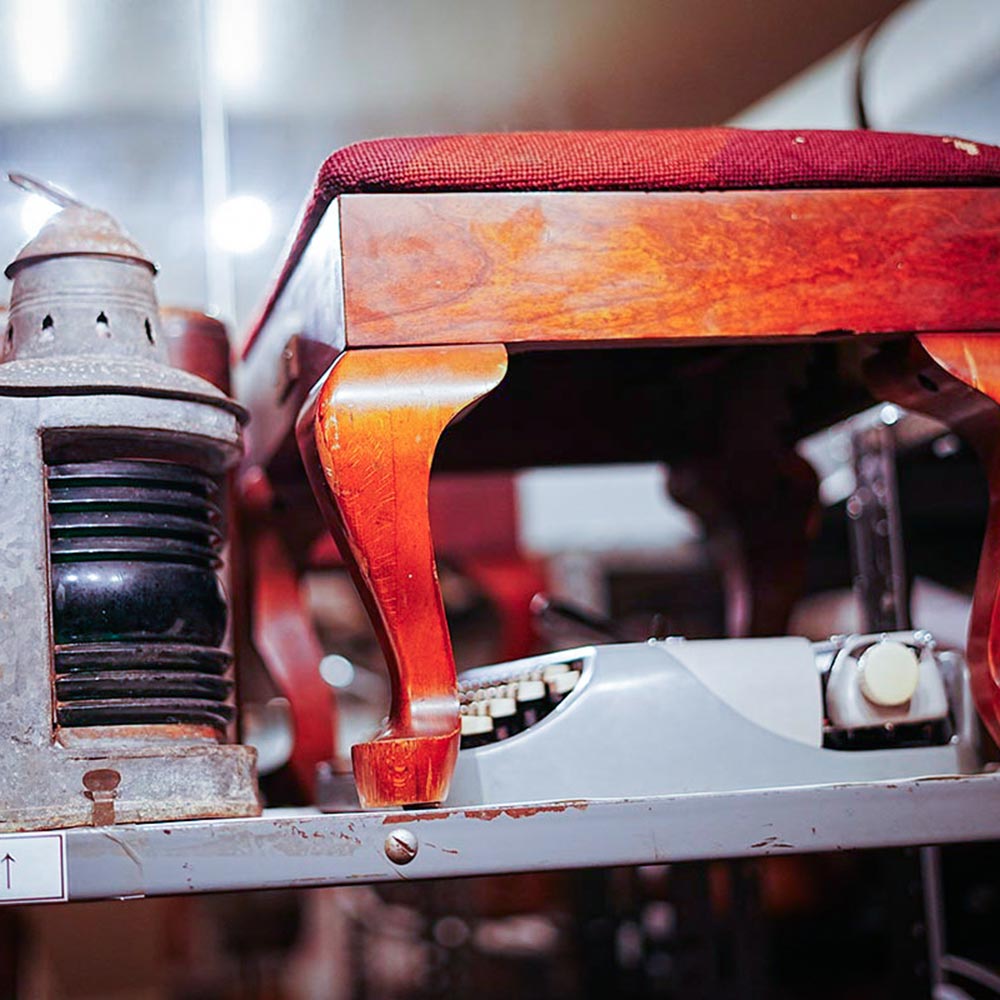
867;334;1000;745
239;469;336;801
297;345;508;808
669;452;820;637
250;525;335;800
666;353;821;638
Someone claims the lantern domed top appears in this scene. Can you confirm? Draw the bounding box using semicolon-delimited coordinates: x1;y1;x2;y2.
5;204;155;280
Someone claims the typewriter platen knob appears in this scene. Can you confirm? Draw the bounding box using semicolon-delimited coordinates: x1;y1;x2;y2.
858;640;921;707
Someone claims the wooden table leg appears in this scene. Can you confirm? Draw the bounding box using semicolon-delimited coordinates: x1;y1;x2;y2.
666;351;820;638
298;345;508;807
669;450;820;637
868;334;1000;747
250;525;336;800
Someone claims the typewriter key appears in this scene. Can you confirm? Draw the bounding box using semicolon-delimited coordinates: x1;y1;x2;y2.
460;712;495;749
516;679;548;728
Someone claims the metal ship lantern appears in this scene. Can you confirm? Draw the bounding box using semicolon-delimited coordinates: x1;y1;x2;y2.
0;176;259;832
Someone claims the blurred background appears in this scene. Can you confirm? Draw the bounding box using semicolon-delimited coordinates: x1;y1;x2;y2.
3;1;1000;998
3;0;999;590
0;0;998;333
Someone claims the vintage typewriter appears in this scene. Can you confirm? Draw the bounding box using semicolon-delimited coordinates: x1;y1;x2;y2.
441;631;977;808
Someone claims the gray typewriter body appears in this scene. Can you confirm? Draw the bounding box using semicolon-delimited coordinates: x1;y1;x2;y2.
448;632;979;807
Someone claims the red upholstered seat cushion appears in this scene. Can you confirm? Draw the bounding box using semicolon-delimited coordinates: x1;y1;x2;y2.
313;128;1000;201
248;128;1000;352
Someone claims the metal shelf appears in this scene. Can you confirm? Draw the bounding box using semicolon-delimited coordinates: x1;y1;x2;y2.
18;770;995;903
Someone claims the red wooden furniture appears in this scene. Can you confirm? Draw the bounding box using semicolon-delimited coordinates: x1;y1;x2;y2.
238;128;1000;808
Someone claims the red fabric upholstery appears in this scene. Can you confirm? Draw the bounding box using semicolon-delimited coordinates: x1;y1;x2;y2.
313;129;1000;200
247;128;1000;354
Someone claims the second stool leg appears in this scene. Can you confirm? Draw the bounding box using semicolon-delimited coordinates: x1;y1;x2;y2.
868;333;1000;747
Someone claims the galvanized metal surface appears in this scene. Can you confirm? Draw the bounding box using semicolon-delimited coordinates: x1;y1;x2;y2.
0;194;260;835
0;378;258;833
0;356;246;421
1;192;244;421
51;771;1000;902
5;203;155;278
5;201;163;367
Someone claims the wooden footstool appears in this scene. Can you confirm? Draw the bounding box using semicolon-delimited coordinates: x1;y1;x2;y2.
237;128;1000;808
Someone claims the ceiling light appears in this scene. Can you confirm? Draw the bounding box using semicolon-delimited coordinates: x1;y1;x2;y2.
211;0;260;91
209;194;272;254
14;0;69;94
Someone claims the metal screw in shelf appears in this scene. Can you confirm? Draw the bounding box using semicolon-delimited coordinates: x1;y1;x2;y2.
384;828;419;865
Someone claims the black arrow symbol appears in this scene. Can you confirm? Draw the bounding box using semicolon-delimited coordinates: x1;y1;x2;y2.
1;854;14;891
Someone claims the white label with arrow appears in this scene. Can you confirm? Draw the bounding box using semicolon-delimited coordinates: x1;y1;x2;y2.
0;834;67;904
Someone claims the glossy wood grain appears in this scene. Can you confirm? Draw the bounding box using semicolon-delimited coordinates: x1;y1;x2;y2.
339;188;1000;348
298;345;509;808
868;334;1000;747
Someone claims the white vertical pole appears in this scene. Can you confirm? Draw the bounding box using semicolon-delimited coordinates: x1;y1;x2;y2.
197;0;236;324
